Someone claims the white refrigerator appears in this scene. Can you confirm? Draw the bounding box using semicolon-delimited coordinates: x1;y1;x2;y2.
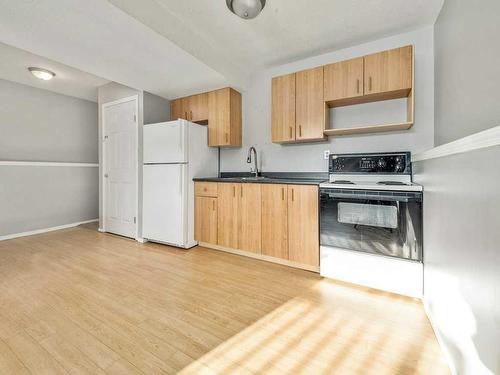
142;120;218;248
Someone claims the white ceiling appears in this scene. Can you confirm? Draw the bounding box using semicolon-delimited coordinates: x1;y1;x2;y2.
109;0;444;81
0;42;109;102
0;0;229;100
0;0;444;100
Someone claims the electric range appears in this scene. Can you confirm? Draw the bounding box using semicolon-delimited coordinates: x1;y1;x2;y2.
319;152;424;297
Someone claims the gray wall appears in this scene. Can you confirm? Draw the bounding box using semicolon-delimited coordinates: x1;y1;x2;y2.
97;82;170;237
0;79;98;162
0;80;99;237
144;91;170;125
221;27;435;172
0;167;98;236
413;147;500;375
434;0;500;145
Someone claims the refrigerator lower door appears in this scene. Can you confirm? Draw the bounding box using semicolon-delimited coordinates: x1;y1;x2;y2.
143;121;187;163
143;164;187;247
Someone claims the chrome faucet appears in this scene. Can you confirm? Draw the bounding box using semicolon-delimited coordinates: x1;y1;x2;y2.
246;146;259;177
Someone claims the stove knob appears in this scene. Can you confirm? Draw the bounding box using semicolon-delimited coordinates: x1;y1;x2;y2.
377;158;387;168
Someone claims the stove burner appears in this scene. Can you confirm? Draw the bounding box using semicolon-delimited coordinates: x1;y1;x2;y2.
332;180;355;185
377;181;409;186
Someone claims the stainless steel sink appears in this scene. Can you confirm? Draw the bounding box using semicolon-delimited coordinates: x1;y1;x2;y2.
240;176;269;181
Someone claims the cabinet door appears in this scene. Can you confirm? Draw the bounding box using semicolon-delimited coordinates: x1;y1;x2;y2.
217;183;239;248
239;184;261;253
261;184;288;259
170;98;183;120
195;197;217;244
324;57;364;102
287;185;319;266
188;93;208;123
208;88;242;147
272;73;296;143
364;45;413;95
295;66;325;141
170;98;189;120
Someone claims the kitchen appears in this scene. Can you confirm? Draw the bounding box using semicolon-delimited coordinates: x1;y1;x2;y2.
0;1;499;375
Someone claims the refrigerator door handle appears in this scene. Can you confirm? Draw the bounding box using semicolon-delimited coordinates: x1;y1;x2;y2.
179;164;184;195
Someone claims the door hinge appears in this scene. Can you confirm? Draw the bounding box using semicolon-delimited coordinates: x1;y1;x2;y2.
134;217;136;224
134;114;137;122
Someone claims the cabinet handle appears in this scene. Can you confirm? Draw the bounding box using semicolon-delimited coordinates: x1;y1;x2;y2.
289;126;293;139
190;110;193;120
240;186;243;198
291;189;294;202
225;133;229;143
299;125;302;137
281;188;285;201
184;111;188;119
369;76;372;92
233;186;235;197
212;200;215;210
357;79;360;93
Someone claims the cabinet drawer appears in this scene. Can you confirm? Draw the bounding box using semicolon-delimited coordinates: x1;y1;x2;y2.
195;182;218;197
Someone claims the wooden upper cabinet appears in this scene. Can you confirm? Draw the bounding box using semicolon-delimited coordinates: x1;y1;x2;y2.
324;57;364;102
208;88;242;147
195;196;217;245
238;184;262;254
188;93;208;123
287;185;319;267
171;94;208;122
364;45;413;96
295;66;326;142
170;98;185;120
217;183;240;248
261;184;288;260
272;73;296;143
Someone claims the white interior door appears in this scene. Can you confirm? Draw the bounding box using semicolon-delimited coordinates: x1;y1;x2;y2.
103;98;137;238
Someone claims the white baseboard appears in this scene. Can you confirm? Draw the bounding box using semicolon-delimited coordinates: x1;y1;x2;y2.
0;219;99;241
423;299;457;375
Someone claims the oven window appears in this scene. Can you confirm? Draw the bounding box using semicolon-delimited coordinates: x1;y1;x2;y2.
320;190;422;261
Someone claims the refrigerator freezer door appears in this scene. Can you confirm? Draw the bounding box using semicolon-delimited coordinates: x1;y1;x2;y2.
142;164;186;246
143;121;187;163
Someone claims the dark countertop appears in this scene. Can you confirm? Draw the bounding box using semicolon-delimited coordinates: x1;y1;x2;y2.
193;172;328;186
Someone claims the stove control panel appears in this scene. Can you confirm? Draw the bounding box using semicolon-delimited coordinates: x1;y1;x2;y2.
329;152;411;175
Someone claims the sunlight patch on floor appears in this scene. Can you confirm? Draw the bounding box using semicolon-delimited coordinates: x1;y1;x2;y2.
178;279;450;375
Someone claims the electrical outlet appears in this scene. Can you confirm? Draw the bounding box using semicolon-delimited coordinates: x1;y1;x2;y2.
323;150;330;160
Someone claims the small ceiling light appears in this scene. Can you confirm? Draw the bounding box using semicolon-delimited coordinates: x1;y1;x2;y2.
226;0;266;19
28;67;56;81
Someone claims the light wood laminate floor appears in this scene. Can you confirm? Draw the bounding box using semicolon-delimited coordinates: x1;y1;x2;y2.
0;225;449;375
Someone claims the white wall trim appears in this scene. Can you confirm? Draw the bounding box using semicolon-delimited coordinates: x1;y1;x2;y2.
413;125;500;162
0;161;98;167
0;219;98;241
423;300;457;375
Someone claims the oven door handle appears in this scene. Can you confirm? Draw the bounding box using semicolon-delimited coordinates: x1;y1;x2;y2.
324;192;416;202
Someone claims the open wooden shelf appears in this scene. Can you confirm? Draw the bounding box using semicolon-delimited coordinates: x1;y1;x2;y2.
323;121;413;136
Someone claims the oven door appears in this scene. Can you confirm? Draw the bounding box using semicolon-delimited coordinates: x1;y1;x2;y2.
320;188;423;261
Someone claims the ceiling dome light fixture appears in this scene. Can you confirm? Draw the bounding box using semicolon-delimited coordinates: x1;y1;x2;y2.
226;0;266;19
28;67;56;81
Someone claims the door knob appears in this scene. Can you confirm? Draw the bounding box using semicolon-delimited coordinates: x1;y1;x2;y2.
104;173;109;178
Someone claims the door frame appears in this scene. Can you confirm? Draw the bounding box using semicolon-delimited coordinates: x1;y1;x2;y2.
101;95;139;239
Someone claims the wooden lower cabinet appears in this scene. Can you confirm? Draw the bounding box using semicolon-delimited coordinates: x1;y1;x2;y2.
195;181;319;271
195;196;217;244
217;183;239;248
239;184;262;253
261;184;288;259
287;185;319;267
